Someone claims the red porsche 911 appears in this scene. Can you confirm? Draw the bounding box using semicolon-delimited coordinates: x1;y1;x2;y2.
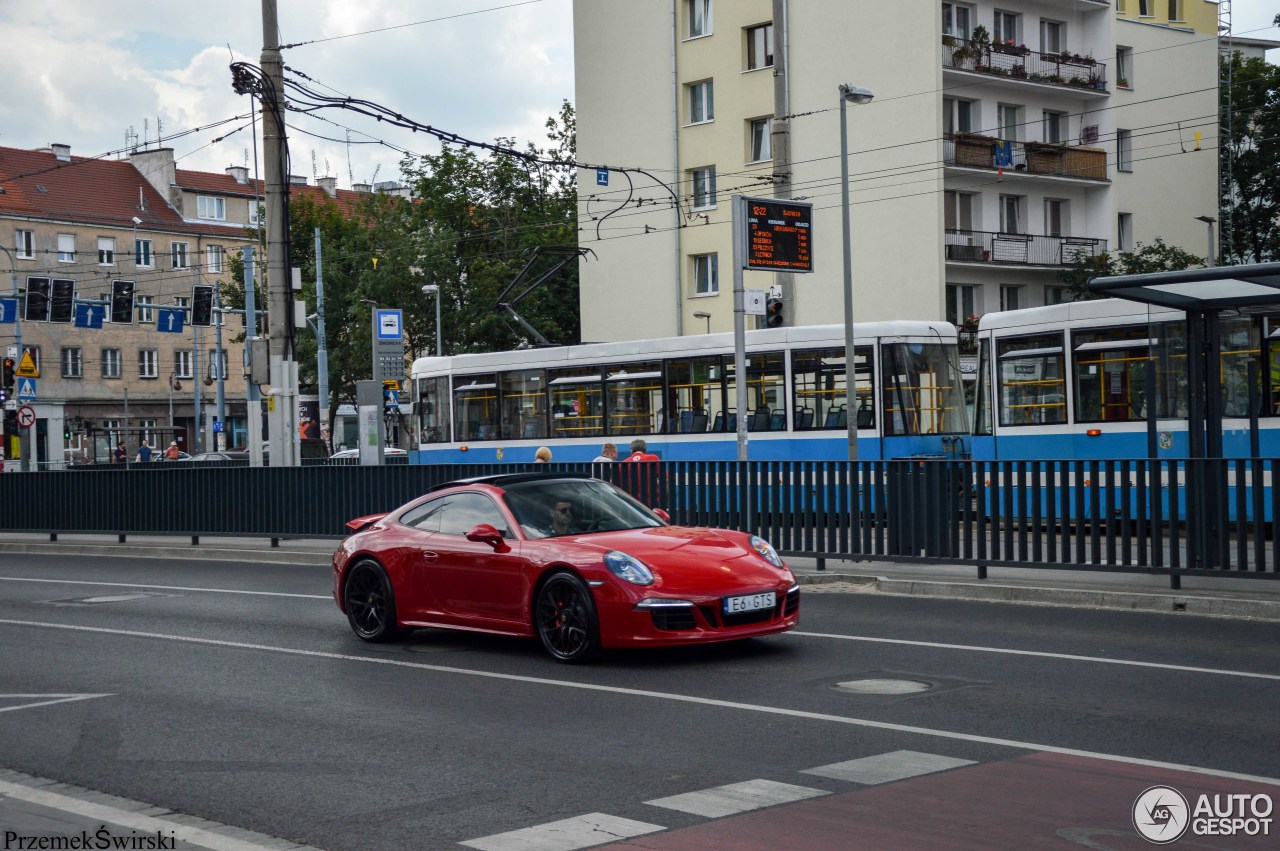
332;473;799;662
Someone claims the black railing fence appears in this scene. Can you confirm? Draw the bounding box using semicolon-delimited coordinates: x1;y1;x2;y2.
2;460;1276;583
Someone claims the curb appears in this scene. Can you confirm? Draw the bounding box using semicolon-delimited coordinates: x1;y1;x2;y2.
0;542;330;566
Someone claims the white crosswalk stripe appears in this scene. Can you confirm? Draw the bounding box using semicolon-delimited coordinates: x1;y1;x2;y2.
459;812;665;851
801;749;976;785
644;778;829;818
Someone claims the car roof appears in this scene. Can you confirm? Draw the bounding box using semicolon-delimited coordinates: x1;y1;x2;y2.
423;472;597;496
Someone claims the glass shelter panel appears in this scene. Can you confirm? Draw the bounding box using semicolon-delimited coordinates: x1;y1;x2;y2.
1072;327;1152;423
606;362;663;436
549;368;604;439
880;342;968;435
500;369;547;439
1219;318;1259;418
453;375;499;441
1151;321;1189;418
417;376;451;443
997;333;1067;426
665;356;723;434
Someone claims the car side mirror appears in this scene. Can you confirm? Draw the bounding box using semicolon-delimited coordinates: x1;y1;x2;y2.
466;523;511;552
652;508;670;523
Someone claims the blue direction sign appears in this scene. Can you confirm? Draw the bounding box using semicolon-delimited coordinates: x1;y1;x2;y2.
157;308;185;333
16;377;36;402
596;168;609;186
0;298;16;324
375;309;403;340
74;303;105;329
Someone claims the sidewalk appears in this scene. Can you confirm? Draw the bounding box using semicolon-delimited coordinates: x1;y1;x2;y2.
1;532;1277;621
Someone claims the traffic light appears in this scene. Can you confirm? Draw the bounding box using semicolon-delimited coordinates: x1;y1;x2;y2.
23;276;50;322
50;279;75;323
191;284;214;326
765;296;784;328
2;357;14;393
110;280;135;324
63;422;71;440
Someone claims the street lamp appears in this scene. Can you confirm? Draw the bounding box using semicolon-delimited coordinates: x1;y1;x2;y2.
1195;215;1216;267
693;311;711;334
167;373;181;429
422;284;442;356
839;83;874;462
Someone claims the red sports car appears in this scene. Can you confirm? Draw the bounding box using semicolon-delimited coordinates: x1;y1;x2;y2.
332;473;799;662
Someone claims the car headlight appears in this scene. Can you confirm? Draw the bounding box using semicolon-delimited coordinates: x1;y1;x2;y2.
604;550;654;586
750;536;784;568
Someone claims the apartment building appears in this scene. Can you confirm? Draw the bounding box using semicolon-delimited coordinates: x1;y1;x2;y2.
572;0;1218;342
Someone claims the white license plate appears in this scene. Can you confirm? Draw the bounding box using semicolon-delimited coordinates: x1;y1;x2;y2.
722;591;776;615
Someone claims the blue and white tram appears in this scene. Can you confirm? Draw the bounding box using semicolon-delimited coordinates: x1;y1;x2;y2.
971;298;1273;460
408;321;969;463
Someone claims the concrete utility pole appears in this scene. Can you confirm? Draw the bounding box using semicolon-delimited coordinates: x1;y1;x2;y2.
243;246;264;467
261;0;297;466
213;280;226;446
771;0;793;326
314;228;329;429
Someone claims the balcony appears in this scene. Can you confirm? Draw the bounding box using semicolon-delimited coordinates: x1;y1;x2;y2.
946;133;1108;181
944;229;1107;268
943;39;1108;94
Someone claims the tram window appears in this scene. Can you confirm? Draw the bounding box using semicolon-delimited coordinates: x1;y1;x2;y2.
996;333;1066;426
453;374;499;441
548;368;604;438
499;369;547;440
791;346;871;431
1072;327;1152;423
606;361;663;436
1150;321;1189;418
724;351;785;430
417;376;451;444
667;355;724;433
974;339;992;435
1219;318;1259;418
881;342;968;435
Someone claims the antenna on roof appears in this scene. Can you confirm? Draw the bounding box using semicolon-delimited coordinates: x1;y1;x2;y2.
143;118;149;148
345;130;354;185
155;117;163;145
371;164;381;185
311;149;318;180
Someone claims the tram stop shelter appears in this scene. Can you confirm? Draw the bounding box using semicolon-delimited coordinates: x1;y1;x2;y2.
1089;261;1280;572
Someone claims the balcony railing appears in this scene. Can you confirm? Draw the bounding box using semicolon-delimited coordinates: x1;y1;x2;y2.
942;38;1108;92
945;133;1108;180
944;229;1107;267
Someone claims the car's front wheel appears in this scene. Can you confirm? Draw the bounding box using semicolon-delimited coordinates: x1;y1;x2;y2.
344;560;399;642
535;571;600;663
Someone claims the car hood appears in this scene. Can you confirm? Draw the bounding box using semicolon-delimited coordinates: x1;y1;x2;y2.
556;526;789;592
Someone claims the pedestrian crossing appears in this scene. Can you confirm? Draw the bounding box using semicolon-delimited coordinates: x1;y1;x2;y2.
458;749;976;850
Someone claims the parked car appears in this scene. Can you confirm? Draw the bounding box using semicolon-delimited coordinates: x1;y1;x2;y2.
329;447;408;460
332;473;799;663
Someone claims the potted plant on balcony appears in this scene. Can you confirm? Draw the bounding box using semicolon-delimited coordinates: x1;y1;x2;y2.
1011;63;1028;79
951;42;976;68
971;25;990;46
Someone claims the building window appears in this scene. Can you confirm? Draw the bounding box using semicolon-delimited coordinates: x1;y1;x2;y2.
748;118;772;162
1116;46;1132;87
15;230;33;260
102;348;121;379
1168;0;1181;21
1116;129;1133;172
1000;194;1023;234
1046;286;1070;305
208;349;228;380
1040;20;1063;54
746;23;773;70
139;349;158;379
944;98;974;135
946;284;978;326
1044;199;1067;237
1117;212;1133;252
98;237;115;266
944;190;974;231
942;3;972;39
140;419;158;446
57;233;75;263
693;253;718;295
61;347;82;379
1043;110;1067;144
993;10;1018;44
135;238;153;268
688;80;714;124
137;296;155;324
687;0;711;37
196;196;225;220
690;167;717;209
997;104;1021;141
1000;285;1022;311
206;245;224;273
171;241;189;269
175;350;193;379
1138;0;1152;16
103;419;122;445
248;202;261;227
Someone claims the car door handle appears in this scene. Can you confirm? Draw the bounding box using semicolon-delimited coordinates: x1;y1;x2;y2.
420;550;439;562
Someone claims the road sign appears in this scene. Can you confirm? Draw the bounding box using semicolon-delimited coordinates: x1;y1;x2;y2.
212;420;223;433
596;168;609;186
74;304;105;329
16;406;35;429
16;351;38;377
3;400;15;411
375;309;403;340
744;288;766;316
0;299;16;324
157;308;186;333
16;377;35;402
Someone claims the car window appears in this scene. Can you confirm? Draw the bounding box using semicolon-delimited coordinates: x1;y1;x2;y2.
436;492;512;538
400;497;449;532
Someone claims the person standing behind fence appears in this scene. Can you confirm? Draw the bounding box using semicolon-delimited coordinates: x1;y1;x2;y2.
114;441;127;463
164;441;181;460
534;446;552;463
135;440;152;463
593;443;617;462
624;439;659;462
619;438;664;508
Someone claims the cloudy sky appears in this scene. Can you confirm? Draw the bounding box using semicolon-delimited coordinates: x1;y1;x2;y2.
0;0;1275;191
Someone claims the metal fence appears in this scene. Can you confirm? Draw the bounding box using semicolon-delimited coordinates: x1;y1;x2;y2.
2;459;1276;584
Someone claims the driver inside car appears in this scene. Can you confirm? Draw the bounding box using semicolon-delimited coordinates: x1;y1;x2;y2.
548;499;578;536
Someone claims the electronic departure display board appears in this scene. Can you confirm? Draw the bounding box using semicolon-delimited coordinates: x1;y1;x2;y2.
744;198;813;273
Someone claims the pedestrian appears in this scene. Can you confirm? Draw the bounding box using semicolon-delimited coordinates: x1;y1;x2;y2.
592;442;617;462
135;439;152;463
619;438;663;508
164;440;181;460
113;441;127;463
624;438;659;462
534;446;552;463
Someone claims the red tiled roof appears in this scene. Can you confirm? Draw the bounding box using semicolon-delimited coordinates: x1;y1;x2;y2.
175;168;368;217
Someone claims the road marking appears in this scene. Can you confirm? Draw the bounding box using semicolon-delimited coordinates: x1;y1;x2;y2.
459;812;664;851
801;750;975;785
0;693;113;713
0;776;318;851
1;617;1276;789
0;576;328;600
645;779;828;818
790;630;1280;681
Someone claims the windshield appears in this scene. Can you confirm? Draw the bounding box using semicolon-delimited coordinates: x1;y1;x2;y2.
502;478;665;539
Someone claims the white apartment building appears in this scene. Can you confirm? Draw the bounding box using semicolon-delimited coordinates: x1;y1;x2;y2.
573;0;1219;342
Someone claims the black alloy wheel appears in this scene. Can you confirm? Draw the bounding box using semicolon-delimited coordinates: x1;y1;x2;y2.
535;571;601;663
344;560;399;642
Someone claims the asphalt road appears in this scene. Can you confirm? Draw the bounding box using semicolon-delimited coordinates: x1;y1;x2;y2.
0;552;1277;850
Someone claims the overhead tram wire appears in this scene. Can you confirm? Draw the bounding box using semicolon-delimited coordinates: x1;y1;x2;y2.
278;0;551;49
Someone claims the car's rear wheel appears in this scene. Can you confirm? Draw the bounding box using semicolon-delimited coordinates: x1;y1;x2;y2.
535;571;600;663
344;560;399;642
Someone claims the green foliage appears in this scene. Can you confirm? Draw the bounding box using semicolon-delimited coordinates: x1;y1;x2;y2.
1060;239;1205;302
1220;41;1280;264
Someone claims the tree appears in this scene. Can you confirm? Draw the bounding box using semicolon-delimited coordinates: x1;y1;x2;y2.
1221;27;1280;264
1060;238;1205;302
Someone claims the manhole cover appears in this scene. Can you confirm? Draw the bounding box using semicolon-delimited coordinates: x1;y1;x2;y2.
834;678;932;695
